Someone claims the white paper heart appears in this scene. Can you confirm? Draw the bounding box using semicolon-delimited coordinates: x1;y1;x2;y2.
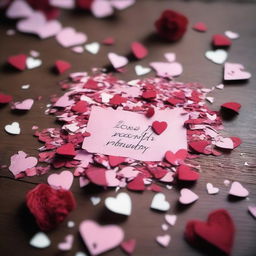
205;49;228;64
225;30;239;39
229;181;249;197
30;232;51;248
105;192;132;216
5;122;21;135
6;0;33;19
151;193;170;212
90;196;101;206
206;183;219;195
135;65;151;76
108;52;128;69
85;42;100;55
216;83;224;89
26;57;42;69
165;214;177;226
179;188;199;204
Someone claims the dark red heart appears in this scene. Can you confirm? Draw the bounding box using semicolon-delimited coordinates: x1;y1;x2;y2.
71;101;88;113
55;60;71;74
142;90;157;100
108;156;126;167
152;121;168;135
185;209;235;255
131;42;148;59
177;164;200;181
127;176;145;191
102;37;115;45
221;102;241;114
121;239;136;254
0;93;13;104
109;94;127;105
85;165;108;186
145;107;155;118
56;143;76;157
8;54;27;71
230;137;242;148
189;140;210;154
212;34;232;47
193;22;207;32
165;149;187;165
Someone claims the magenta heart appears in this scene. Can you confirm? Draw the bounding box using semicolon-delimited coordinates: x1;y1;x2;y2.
38;20;62;39
79;220;124;255
9;151;38;176
6;0;33;19
13;98;34;110
91;0;114;18
56;27;87;47
47;170;74;190
150;62;183;77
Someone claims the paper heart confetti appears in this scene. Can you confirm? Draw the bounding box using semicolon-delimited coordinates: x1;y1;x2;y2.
179;188;199;204
225;30;240;39
105;192;132;216
206;183;219;195
108;156;126;167
8;54;27;71
91;0;114;18
224;62;251;80
221;102;241;114
165;214;177;226
13;99;34;110
229;181;249;198
120;239;136;254
56;143;76;156
152;121;167;135
212;34;232;47
110;0;135;10
145;107;155;118
135;65;151;76
102;37;115;45
79;220;124;255
5;122;21;135
185;209;235;255
127;176;145;191
56;27;87;47
205;49;227;64
85;42;100;55
47;170;74;190
150;62;183;77
26;57;42;69
177;164;200;181
72;46;84;53
164;52;176;62
90;196;101;206
131;42;148;59
50;0;75;9
58;234;74;251
37;20;62;39
156;234;171;247
108;52;128;69
151;193;170;212
29;232;51;248
193;22;207;32
55;60;71;74
248;205;256;219
6;0;33;19
165;149;187;165
9;151;38;176
215;137;234;149
0;93;13;103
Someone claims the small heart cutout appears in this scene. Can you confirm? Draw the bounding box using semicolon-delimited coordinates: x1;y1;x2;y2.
229;181;249;198
151;193;170;212
179;188;199;204
152;121;168;135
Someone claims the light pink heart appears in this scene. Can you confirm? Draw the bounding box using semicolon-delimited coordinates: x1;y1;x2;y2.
9;151;38;176
179;188;199;204
156;234;171;247
215;137;234;149
6;0;33;19
150;62;183;77
224;62;251;80
56;27;87;48
229;181;249;197
91;0;114;18
165;214;177;226
164;52;176;62
248;205;256;219
54;95;75;107
160;172;174;183
47;170;74;190
79;220;124;255
79;177;90;188
38;20;62;39
13;99;34;110
108;52;128;69
50;0;75;9
110;0;135;10
58;234;74;251
105;170;120;187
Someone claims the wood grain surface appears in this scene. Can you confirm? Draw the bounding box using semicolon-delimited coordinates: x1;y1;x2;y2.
0;1;256;256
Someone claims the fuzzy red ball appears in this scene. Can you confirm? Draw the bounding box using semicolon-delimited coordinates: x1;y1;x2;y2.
155;9;188;42
26;184;76;231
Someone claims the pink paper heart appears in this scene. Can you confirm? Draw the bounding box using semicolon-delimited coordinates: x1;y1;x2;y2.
91;0;114;18
56;27;87;48
156;234;171;247
248;205;256;219
150;62;183;77
38;20;62;39
79;220;124;255
47;170;74;190
6;0;33;19
58;234;74;251
50;0;75;9
229;181;249;198
110;0;135;10
13;98;34;110
54;95;75;107
179;188;199;204
215;137;234;149
224;62;251;81
108;52;128;69
9;151;38;176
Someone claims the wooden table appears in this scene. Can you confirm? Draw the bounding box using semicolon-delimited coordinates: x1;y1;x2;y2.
0;1;256;256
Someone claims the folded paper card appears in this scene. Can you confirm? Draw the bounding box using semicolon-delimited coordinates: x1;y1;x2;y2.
82;106;187;161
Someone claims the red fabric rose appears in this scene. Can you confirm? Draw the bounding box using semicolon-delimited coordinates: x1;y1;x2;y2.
155;9;188;42
76;0;94;10
26;0;60;19
26;184;76;231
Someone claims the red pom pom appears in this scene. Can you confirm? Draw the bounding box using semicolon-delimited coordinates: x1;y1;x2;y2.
155;9;188;42
26;184;76;231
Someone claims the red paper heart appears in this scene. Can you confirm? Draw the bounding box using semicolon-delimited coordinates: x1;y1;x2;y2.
165;149;187;165
71;101;88;113
56;143;76;157
212;34;232;47
109;95;127;105
131;42;148;59
142;90;157;100
83;78;99;90
55;60;71;74
102;37;115;45
185;209;235;255
152;121;168;135
230;137;242;148
85;166;108;186
127;176;145;191
0;93;13;104
193;22;207;32
189;140;210;154
8;54;27;71
221;102;241;114
145;107;155;118
121;239;136;254
177;164;200;181
108;156;126;167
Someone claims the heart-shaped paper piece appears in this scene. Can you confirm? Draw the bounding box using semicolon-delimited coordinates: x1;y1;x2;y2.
38;20;62;39
26;57;42;69
224;62;251;80
5;122;21;135
229;181;249;198
152;121;167;135
85;42;100;54
50;0;75;9
108;52;128;69
146;107;155;118
212;34;232;47
225;30;239;39
151;193;170;212
91;0;114;18
135;65;151;76
48;170;74;190
215;137;234;149
193;22;207;32
55;60;71;74
90;196;101;206
221;102;241;114
79;220;124;255
142;90;156;100
127;176;145;191
108;155;126;167
206;183;219;195
131;42;148;59
6;0;33;19
177;164;200;181
121;239;136;254
0;93;13;104
110;0;135;10
179;188;199;204
85;166;108;186
105;192;132;216
156;234;171;247
58;234;74;251
248;205;256;219
165;149;187;165
165;214;177;226
150;62;183;77
189;140;210;154
56;143;76;156
30;232;51;248
205;49;227;64
8;54;27;71
164;52;176;62
102;37;115;45
13;99;34;110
